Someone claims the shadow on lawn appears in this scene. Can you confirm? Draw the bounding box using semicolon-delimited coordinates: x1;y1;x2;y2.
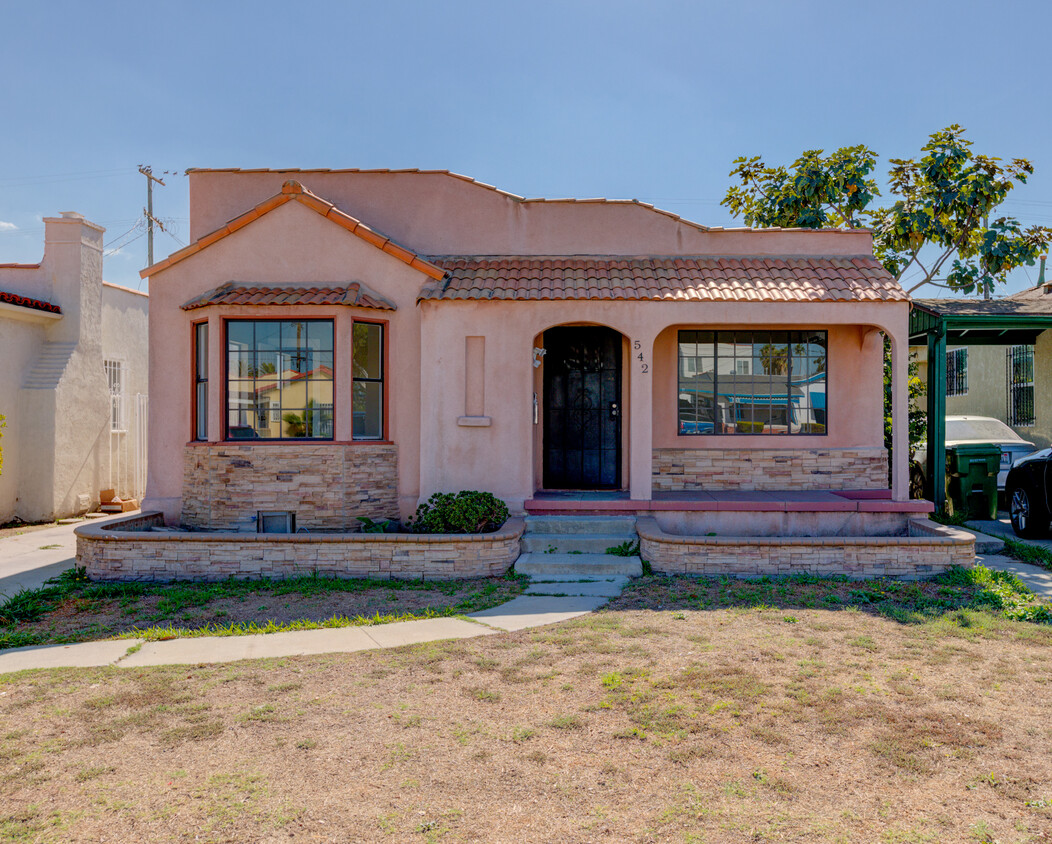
608;566;1052;627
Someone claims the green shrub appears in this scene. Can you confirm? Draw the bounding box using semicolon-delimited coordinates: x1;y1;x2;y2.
407;491;509;534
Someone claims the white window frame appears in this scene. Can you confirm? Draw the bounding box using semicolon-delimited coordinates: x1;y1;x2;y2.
104;358;126;432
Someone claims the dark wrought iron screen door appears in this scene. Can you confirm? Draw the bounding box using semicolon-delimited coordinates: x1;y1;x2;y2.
543;326;622;489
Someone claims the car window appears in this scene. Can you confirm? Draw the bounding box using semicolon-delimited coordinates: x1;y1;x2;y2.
945;418;1021;441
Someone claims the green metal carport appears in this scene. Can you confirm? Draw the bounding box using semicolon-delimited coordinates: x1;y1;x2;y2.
909;290;1052;511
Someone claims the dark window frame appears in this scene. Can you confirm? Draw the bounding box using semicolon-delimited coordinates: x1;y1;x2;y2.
946;347;968;397
1006;344;1035;427
351;318;387;442
676;329;829;437
192;321;208;442
222;317;336;442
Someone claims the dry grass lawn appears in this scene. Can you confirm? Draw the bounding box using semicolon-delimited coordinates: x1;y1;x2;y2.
2;574;1052;843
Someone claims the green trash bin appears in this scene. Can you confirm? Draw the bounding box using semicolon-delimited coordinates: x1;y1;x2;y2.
945;443;1000;520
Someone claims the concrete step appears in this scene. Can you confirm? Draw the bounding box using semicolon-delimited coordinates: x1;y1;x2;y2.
515;552;643;577
958;529;1005;555
521;533;638;554
524;577;629;597
524;515;637;535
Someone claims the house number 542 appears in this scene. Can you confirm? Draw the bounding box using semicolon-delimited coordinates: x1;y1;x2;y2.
634;340;648;374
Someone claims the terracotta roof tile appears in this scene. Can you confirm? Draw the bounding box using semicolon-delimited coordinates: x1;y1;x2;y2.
142;181;445;281
419;256;905;304
0;290;61;314
181;281;397;311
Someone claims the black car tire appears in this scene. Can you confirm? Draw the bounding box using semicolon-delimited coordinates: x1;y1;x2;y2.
1008;483;1051;538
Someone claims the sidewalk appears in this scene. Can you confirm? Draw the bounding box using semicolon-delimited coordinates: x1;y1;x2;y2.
966;516;1052;554
0;576;628;675
962;516;1052;600
0;513;134;596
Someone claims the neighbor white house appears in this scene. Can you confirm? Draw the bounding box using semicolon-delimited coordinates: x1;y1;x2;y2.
0;212;148;522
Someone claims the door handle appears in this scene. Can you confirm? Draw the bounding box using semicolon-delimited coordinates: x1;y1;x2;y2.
609;402;619;419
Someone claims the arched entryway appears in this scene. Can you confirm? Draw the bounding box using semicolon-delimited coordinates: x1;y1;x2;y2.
541;325;624;489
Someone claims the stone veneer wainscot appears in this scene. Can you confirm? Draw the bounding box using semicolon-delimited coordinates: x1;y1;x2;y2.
653;447;888;491
181;442;398;530
77;513;525;582
637;516;974;580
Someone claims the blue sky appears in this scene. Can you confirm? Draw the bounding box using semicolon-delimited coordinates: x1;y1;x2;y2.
2;0;1051;293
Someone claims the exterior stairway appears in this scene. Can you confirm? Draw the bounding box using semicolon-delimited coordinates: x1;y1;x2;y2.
23;342;77;389
515;515;643;577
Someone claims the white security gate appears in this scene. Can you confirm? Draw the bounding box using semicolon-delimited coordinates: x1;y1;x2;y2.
107;392;148;501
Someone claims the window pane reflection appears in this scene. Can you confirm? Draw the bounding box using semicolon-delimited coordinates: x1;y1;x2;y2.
224;320;334;440
678;330;827;435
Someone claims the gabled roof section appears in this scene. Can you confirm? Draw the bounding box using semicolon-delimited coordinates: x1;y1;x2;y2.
419;256;906;303
181;281;397;311
0;289;62;314
141;180;446;280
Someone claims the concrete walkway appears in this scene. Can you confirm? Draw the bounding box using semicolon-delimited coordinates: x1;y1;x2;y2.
0;513;134;596
966;517;1052;553
963;517;1052;600
979;554;1052;599
0;575;629;675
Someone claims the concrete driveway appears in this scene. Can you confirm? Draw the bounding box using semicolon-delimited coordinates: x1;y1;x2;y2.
0;513;136;596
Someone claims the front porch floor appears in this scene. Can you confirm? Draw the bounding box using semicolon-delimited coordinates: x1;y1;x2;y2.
525;489;934;515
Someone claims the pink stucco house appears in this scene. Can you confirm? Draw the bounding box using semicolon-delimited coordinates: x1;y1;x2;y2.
139;169;916;534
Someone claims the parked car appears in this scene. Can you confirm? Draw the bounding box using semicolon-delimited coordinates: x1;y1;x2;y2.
1005;448;1052;537
912;415;1037;498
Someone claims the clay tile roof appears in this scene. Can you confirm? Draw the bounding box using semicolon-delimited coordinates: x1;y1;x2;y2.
142;180;446;281
418;256;905;303
181;281;397;311
0;289;62;314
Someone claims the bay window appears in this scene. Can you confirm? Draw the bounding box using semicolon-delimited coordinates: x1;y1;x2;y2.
225;319;334;440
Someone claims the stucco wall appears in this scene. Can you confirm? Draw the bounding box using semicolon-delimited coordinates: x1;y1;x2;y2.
0;316;45;521
142;200;424;524
145;172;910;521
188;170;878;258
0;216;149;522
419;300;904;511
101;283;150;499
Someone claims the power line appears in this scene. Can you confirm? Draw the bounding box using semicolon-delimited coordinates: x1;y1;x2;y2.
0;167;134;187
104;231;146;257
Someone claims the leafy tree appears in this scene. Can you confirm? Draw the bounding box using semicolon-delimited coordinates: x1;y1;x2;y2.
724;145;878;230
722;125;1052;296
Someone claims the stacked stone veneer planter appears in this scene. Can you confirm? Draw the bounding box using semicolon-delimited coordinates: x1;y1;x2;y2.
76;512;525;582
637;516;974;580
652;448;888;491
181;442;398;530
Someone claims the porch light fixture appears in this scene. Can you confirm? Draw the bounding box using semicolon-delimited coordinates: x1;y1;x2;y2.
532;347;547;368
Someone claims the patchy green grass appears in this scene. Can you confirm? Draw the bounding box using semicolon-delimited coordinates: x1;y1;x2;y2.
3;584;1052;842
1002;536;1052;572
0;567;526;650
610;565;1052;626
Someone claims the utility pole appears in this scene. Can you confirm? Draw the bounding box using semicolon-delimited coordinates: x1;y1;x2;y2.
138;165;167;267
